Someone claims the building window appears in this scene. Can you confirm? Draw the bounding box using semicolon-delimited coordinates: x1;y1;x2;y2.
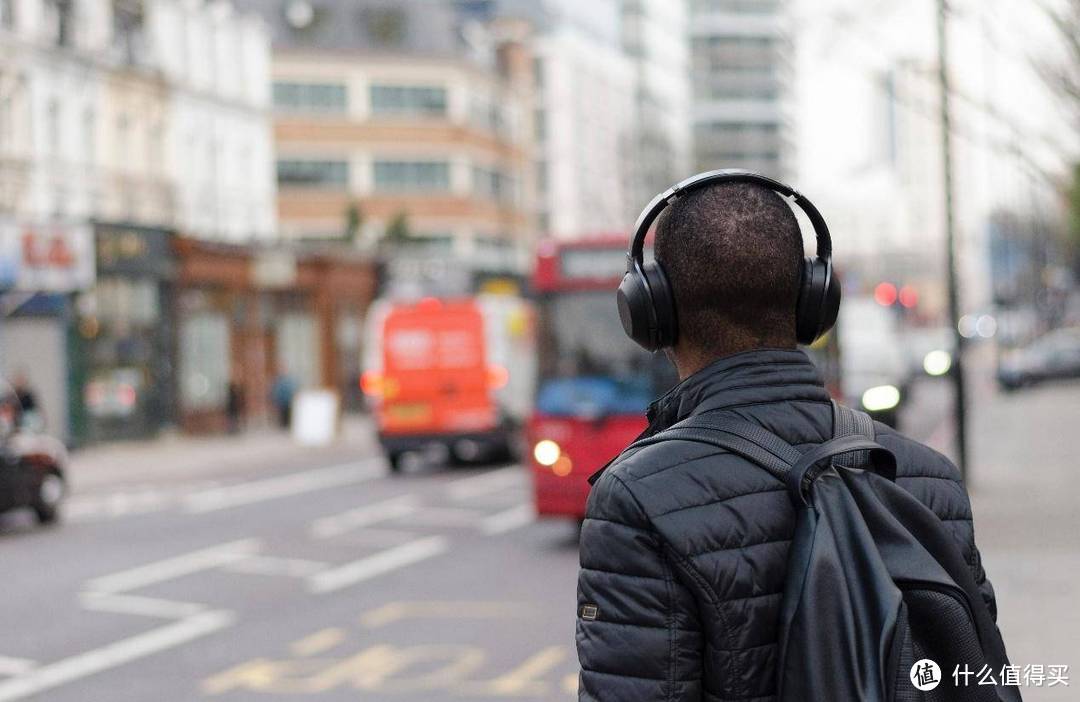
46;98;60;159
112;0;145;64
43;0;74;46
534;108;546;141
1;0;15;28
692;0;780;14
180;312;229;411
369;85;447;117
472;165;516;205
83;108;95;165
276;159;349;187
373;160;450;192
272;82;347;112
693;36;779;71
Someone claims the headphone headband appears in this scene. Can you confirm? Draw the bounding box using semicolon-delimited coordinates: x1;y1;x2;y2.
627;168;833;266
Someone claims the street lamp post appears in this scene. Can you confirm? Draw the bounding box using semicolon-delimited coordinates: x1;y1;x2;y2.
936;0;969;480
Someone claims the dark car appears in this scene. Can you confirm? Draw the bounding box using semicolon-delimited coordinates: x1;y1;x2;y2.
0;388;67;524
997;327;1080;391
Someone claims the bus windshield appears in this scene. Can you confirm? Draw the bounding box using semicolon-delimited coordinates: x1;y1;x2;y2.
536;290;677;417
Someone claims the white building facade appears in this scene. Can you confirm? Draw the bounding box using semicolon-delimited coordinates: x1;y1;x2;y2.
150;0;276;241
497;0;636;239
0;0;274;441
621;0;691;208
689;0;794;180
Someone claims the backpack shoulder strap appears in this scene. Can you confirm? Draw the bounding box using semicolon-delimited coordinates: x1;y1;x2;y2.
626;412;801;484
831;400;875;468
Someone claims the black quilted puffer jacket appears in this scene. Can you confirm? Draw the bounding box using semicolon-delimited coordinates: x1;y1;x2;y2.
576;348;997;702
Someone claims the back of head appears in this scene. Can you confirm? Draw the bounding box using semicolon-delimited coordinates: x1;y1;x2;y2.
654;182;804;356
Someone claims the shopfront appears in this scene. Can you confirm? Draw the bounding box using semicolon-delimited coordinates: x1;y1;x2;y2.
72;224;177;444
0;220;96;444
175;238;376;433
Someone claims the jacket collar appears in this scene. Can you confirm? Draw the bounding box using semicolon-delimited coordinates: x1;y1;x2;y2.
645;347;830;432
588;348;829;485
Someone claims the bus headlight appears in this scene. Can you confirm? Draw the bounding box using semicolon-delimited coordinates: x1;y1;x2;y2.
861;385;900;412
533;439;561;467
923;349;952;377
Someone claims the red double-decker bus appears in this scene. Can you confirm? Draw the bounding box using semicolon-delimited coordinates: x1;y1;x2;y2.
527;238;678;520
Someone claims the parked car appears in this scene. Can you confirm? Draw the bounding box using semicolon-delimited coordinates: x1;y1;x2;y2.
997;327;1080;391
0;384;67;524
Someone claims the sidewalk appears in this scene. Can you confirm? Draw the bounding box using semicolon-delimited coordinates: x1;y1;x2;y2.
965;371;1080;700
68;413;381;492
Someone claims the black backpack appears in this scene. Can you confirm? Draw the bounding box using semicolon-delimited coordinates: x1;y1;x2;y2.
628;402;1020;702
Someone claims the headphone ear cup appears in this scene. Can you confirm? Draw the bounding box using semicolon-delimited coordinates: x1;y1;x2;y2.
820;265;841;338
795;257;826;345
618;272;658;351
642;261;677;348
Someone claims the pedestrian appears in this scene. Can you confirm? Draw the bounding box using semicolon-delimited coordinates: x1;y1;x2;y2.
577;172;1009;701
226;377;245;434
11;370;38;416
270;368;296;430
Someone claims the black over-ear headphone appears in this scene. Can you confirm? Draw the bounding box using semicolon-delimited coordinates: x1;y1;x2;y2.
617;169;841;351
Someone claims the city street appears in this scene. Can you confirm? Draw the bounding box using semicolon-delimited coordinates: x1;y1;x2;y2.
1;356;1077;701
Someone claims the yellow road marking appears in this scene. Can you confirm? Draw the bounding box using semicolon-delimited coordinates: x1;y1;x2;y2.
289;628;346;657
458;646;567;696
360;601;530;628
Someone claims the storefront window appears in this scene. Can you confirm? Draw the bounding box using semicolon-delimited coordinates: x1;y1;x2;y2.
180;312;229;410
276;313;320;390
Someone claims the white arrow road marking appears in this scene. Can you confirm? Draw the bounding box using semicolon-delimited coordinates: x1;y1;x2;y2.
480;503;535;535
184;460;383;513
0;540;264;700
79;593;209;620
85;539;260;595
307;536;450;594
0;658;34;678
309;494;421;539
222;555;328;578
0;611;234;702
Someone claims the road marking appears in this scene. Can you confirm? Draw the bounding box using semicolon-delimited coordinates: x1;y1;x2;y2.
403;506;484;527
0;610;234;702
480;503;535;535
447;467;524;501
290;628;347;657
85;539;260;594
307;537;449;594
184;460;383;513
223;555;328;578
360;601;531;628
458;646;567;696
0;658;34;678
309;495;420;539
79;593;207;620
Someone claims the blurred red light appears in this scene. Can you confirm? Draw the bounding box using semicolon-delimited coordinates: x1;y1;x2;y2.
898;285;918;308
874;282;898;306
360;371;383;396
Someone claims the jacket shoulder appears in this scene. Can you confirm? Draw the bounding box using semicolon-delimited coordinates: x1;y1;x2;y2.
873;421;975;528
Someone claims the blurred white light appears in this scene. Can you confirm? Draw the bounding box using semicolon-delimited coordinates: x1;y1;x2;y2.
533;439;561;467
862;385;900;412
958;314;978;338
923;350;952;377
286;0;314;28
975;314;997;338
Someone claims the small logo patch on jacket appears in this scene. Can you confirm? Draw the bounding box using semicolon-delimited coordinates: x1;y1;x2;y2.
580;604;599;620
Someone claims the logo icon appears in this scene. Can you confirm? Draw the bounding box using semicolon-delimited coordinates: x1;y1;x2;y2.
911;659;942;691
